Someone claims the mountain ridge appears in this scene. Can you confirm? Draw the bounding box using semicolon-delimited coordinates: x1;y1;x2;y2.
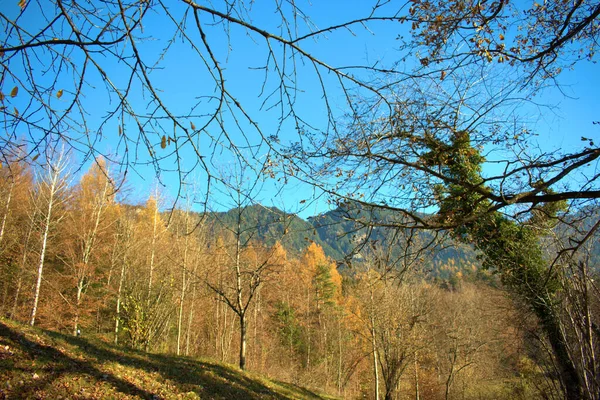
206;203;480;277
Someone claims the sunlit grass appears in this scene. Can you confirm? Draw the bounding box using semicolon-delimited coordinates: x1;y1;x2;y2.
0;318;338;400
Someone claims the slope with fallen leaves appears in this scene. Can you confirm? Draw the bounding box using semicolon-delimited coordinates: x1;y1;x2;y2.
0;319;337;400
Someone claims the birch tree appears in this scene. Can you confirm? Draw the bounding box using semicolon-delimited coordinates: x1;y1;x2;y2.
30;149;70;326
63;159;118;335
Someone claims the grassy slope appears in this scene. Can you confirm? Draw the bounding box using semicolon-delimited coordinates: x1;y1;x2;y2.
0;319;337;400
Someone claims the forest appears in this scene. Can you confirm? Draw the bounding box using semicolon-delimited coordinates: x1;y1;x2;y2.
1;155;596;400
1;0;600;399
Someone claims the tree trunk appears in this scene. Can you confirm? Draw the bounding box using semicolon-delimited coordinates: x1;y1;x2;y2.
177;289;185;355
537;303;582;400
114;254;126;344
445;345;457;400
73;280;84;335
147;197;159;298
384;389;394;400
73;170;111;336
176;217;189;356
0;179;14;246
30;218;49;327
337;317;343;395
185;282;196;356
372;322;380;400
239;313;247;370
306;286;312;368
214;297;220;358
414;351;420;400
30;164;61;326
235;219;246;370
370;285;380;400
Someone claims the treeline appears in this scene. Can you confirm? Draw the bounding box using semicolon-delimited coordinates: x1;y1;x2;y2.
0;156;555;399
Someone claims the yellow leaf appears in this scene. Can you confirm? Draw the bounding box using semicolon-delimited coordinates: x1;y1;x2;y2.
440;70;447;80
10;86;18;98
14;107;19;117
57;89;63;99
160;135;167;149
190;121;196;130
499;34;505;40
18;0;26;9
32;154;39;162
118;125;122;136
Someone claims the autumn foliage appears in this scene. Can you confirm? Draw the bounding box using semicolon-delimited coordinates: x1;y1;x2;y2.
0;156;560;399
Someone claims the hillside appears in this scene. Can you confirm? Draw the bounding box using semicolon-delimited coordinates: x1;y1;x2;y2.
0;319;337;400
185;203;600;279
208;204;480;276
207;205;339;258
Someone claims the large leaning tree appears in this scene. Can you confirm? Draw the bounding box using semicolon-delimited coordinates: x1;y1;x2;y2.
288;2;600;399
2;1;600;397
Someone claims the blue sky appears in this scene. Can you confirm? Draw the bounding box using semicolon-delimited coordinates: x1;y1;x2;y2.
2;0;598;219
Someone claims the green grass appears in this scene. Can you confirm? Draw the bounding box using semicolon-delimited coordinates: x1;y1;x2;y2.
0;319;337;399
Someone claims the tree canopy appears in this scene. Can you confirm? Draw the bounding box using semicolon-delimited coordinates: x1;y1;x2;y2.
1;1;597;218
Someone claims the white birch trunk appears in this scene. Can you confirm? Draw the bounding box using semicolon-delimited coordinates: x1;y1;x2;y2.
176;210;190;356
30;154;67;326
114;250;126;344
0;178;14;246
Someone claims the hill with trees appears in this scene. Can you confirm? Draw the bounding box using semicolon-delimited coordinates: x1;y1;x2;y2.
207;203;480;277
0;160;557;398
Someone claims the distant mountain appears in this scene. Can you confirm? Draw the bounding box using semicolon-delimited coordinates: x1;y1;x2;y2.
207;203;480;277
206;205;338;258
308;204;480;276
204;202;600;278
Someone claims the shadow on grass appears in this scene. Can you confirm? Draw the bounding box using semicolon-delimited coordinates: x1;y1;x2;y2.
1;321;324;399
270;379;330;400
0;321;156;399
